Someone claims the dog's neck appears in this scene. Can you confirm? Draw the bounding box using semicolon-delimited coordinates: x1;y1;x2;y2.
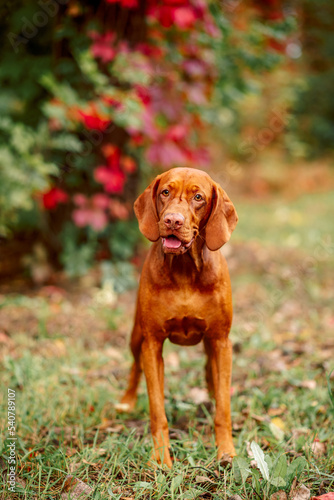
162;234;206;273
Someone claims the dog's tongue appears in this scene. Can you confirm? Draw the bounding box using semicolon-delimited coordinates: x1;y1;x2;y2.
164;236;182;249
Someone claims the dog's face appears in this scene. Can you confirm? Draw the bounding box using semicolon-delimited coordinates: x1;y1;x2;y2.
134;167;238;254
156;168;213;254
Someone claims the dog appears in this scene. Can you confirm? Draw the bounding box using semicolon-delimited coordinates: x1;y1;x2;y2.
118;167;238;467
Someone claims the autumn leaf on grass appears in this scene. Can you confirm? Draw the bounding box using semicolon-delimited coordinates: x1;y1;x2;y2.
61;476;93;499
270;491;287;500
311;494;334;500
291;484;310;500
311;438;327;458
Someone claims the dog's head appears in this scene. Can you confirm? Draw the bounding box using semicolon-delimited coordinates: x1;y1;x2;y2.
134;167;238;254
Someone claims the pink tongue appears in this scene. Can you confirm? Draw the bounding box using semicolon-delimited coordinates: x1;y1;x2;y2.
164;236;182;249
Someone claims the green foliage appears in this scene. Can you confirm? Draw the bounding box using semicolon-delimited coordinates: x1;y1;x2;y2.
108;220;139;262
60;223;98;278
288;0;334;157
233;443;307;497
0;0;296;275
0;118;58;236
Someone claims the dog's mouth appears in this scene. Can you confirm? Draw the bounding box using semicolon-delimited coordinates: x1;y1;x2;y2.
161;235;194;253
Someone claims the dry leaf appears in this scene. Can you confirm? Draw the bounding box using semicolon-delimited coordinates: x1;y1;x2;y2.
165;351;180;369
0;331;13;345
104;347;123;360
189;387;209;405
291;484;311;500
219;453;233;466
195;475;215;484
311;439;327;458
97;419;123;432
66;448;78;458
268;405;287;417
251;414;268;423
82;459;98;467
61;475;93;499
94;448;107;456
270;491;287;500
271;417;286;431
246;441;254;458
300;380;317;390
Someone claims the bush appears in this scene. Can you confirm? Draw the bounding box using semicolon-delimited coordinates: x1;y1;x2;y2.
0;0;292;277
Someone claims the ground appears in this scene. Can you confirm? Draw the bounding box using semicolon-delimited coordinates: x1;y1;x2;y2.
0;162;334;499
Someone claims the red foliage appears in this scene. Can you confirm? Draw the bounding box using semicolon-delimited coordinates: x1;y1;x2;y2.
77;104;111;131
42;187;68;210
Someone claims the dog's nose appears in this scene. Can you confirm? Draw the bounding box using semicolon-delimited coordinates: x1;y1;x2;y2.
164;212;185;230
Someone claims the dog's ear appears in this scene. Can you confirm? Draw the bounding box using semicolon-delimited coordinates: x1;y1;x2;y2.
205;182;238;251
134;175;162;242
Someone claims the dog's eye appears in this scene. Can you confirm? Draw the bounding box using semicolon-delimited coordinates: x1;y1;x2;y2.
161;189;169;197
194;194;203;201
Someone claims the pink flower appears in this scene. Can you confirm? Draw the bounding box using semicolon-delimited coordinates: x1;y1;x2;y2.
92;193;110;209
166;123;188;141
72;194;109;231
94;167;126;193
109;199;129;220
183;59;207;78
89;31;116;63
173;7;196;29
146;141;189;168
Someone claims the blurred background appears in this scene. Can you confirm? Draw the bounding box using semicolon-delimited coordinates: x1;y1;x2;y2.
0;0;333;285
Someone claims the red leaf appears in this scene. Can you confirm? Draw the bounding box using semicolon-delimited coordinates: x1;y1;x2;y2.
311;495;334;500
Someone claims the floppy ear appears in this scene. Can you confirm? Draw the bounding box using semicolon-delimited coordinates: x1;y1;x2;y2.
134;176;161;242
205;182;238;251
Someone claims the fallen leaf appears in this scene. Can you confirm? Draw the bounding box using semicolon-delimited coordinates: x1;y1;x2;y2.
271;417;286;431
300;380;317;390
311;494;334;500
61;476;93;499
271;491;287;500
189;387;209;405
268;405;287;416
94;448;107;456
97;419;123;432
165;351;180;369
66;448;78;458
251;413;269;423
311;439;327;458
270;421;285;441
291;484;311;500
0;331;13;344
195;475;216;485
82;458;98;467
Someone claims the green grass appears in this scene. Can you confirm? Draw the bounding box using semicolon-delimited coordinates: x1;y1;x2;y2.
1;190;334;499
234;190;334;255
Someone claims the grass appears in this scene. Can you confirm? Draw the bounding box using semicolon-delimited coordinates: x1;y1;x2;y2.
0;190;334;499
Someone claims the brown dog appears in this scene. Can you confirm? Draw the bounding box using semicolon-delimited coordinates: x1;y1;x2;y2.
118;167;238;467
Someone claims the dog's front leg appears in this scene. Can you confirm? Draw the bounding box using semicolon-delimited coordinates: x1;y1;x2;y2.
208;337;236;460
141;336;172;468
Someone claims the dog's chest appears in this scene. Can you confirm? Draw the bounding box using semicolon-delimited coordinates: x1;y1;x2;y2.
164;316;206;346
